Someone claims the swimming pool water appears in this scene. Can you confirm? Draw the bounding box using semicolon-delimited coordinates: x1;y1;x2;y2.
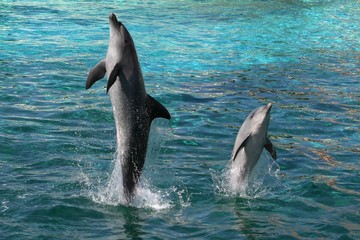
1;0;359;239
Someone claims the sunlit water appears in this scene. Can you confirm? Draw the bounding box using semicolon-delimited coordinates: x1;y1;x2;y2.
1;0;359;239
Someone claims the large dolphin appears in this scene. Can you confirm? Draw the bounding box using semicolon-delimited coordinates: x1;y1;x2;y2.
86;13;171;202
229;103;276;188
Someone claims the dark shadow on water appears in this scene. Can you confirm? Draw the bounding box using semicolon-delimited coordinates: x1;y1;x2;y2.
231;198;300;240
107;203;159;240
233;203;260;240
121;207;145;240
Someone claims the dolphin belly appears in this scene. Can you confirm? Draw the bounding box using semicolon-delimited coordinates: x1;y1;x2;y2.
109;83;150;202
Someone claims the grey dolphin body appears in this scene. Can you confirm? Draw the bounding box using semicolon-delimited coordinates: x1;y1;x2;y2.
229;103;276;188
86;13;171;202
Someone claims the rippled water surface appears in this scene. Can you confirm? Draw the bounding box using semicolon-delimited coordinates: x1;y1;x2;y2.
1;0;360;239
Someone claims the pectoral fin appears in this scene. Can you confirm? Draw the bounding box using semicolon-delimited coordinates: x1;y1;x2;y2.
264;137;277;160
232;134;251;161
86;60;106;89
146;95;171;122
107;63;125;93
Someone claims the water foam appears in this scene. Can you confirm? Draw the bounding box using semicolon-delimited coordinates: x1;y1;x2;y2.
212;153;281;199
85;153;174;210
81;119;176;210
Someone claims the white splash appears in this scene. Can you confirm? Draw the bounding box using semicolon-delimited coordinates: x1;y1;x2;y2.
91;155;126;205
1;200;9;213
133;181;172;210
82;119;175;210
213;153;281;199
228;162;249;193
86;155;173;210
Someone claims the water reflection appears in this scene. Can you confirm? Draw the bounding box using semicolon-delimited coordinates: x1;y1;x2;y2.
122;207;145;240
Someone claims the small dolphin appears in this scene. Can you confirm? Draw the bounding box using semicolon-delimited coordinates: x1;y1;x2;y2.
86;13;171;202
229;103;276;188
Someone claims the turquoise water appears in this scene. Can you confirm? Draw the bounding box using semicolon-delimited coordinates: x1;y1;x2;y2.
1;0;360;239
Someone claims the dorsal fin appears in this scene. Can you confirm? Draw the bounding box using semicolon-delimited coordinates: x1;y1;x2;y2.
86;60;106;89
146;94;171;122
232;134;251;161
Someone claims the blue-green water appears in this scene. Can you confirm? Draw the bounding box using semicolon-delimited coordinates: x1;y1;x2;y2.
1;0;360;239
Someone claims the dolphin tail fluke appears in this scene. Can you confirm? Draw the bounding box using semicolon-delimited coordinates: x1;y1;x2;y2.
264;137;277;160
86;59;106;89
146;95;171;122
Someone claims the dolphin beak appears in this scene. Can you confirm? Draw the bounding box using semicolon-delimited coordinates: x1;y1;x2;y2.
109;13;122;28
266;103;272;113
109;12;117;22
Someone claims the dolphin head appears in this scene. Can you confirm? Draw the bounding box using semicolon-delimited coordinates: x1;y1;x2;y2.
109;13;131;42
108;13;137;64
245;103;272;136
